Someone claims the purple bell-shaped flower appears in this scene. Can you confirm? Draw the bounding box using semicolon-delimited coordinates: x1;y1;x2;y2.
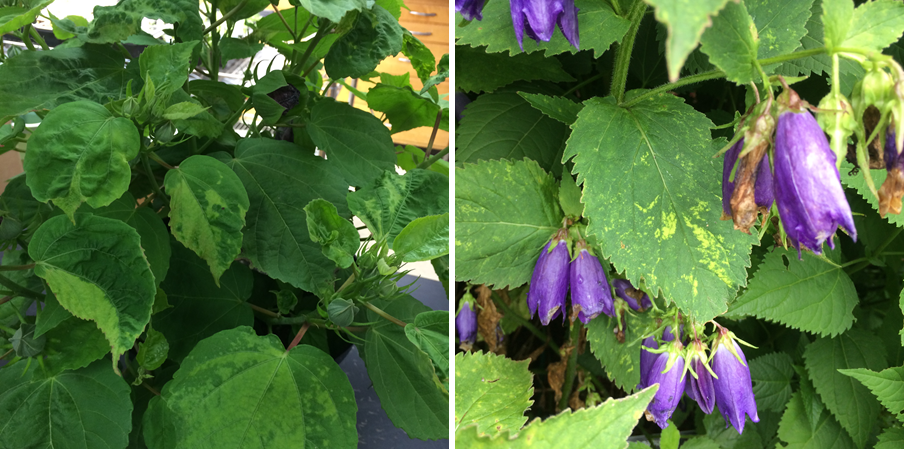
510;0;579;51
639;326;685;429
527;229;570;325
456;0;486;21
613;279;652;311
456;294;478;349
711;327;759;434
773;89;856;255
684;338;716;414
721;137;774;231
569;240;614;322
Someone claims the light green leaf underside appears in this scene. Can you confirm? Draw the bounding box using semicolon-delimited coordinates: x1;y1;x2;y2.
839;365;904;423
728;249;857;337
803;328;888;448
162;327;357;448
565;94;757;322
29;214;156;359
139;41;197;97
394;213;450;262
214;138;350;292
455;0;630;58
24;100;139;220
164;154;249;285
646;0;732;81
405;310;451;384
454;385;657;448
455;158;563;289
454;351;533;437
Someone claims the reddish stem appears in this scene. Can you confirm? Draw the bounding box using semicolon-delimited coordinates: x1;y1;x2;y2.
286;322;310;352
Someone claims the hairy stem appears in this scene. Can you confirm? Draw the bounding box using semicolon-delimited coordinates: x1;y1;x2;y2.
362;302;407;327
558;320;582;411
610;0;648;103
140;153;170;206
286;322;310;352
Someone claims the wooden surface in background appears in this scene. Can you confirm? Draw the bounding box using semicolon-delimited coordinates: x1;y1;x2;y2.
0;151;23;195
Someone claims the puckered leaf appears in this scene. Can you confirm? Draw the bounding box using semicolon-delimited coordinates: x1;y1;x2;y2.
164;155;249;285
803;328;888;448
162;327;357;448
586;311;654;392
456;45;575;93
699;0;758;84
0;0;53;34
455;0;630;58
24;100;139;220
93;192;171;286
85;0;203;43
324;5;402;79
454;385;657;447
367;83;445;134
139;41;198;97
394;213;449;262
749;352;795;412
565;93;757;322
303;198;359;268
727;249;857;337
0;359;132;448
777;376;855;449
454;351;533;437
405;310;450;385
29;214;156;360
839;365;904;423
646;0;732;81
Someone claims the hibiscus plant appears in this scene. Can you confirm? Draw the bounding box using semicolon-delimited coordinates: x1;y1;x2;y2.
455;0;904;447
0;0;450;447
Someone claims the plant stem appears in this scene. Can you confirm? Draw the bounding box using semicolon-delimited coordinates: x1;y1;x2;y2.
0;349;12;360
0;296;10;306
273;6;298;41
418;111;444;166
336;273;356;294
362;302;407;327
249;303;279;317
27;25;49;51
147;152;175;170
417;147;449;170
203;0;248;34
0;273;44;300
0;264;34;272
490;293;560;352
558;320;582;410
140;153;170;206
20;29;35;51
610;0;648;103
286;322;310;352
263;314;309;325
757;47;826;66
297;24;331;76
563;72;606;97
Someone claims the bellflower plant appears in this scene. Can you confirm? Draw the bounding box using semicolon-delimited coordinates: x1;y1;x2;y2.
721;137;774;232
510;0;579;50
613;279;652;311
711;327;759;434
456;294;478;349
773;89;856;255
527;229;570;325
684;338;716;414
639;336;686;429
569;239;614;322
456;0;485;21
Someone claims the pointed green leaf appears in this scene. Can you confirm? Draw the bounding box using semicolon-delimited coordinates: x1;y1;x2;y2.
454;385;657;448
24;100;140;219
405;310;450;383
777;376;855;449
455;158;562;289
162;101;209;120
518;92;584;126
876;427;904;449
367;83;445;134
840;365;904;423
307;99;397;187
34;292;71;338
0;359;132;448
216;0;270;20
565;94;757;322
586;311;655;392
750;352;795;412
455;0;630;58
699;0;758;84
93;192;171;286
402;32;436;82
86;0;203;43
324;5;403;79
558;172;584;218
746;0;813;65
154;241;253;362
164;155;249;284
162;326;357;448
727;249;857;337
294;0;370;22
363;296;448;440
394;213;449;262
29;214;156;359
137;326;169;371
840;0;904;52
456;45;575;94
42;316;111;375
348;169;449;244
803;328;888;448
139;41;198;97
647;0;732;81
304;198;359;269
454;351;533;436
218;37;265;62
822;0;854;50
215;138;350;292
457;92;569;178
0;1;53;34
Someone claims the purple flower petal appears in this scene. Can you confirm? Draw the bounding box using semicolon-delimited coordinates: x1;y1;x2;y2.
712;339;759;434
456;300;477;346
510;0;580;50
527;236;569;325
685;343;715;414
456;0;485;21
613;279;652;311
569;248;614;322
644;344;687;429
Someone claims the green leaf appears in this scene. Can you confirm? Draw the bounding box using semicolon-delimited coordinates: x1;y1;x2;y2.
216;0;271;21
363;296;448;440
746;0;813;66
405;310;450;383
0;174;53;237
422;54;450;95
586;311;654;392
162;327;357;448
402;32;436;82
218;37;265;62
347;169;449;244
143;396;179;449
842;163;904;228
30;214;156;360
294;0;370;22
0;359;132;448
455;45;575;93
139;41;198;97
433;255;450;294
455;158;562;288
86;0;203;43
367;83;445;134
457;92;569;177
307;98;397;187
324;5;403;79
703;407;767;449
396;144;450;176
777;377;855;449
190;79;246;122
34;292;71;337
454;351;533;436
455;0;630;58
0;249;40;327
24;100;140;220
304;198;359;269
558;172;584;218
137;326;169;371
749;352;795;413
164;155;249;284
681;437;722;449
840;0;904;52
10;323;45;358
803;328;888;448
518;92;584;125
42;316;111;375
660;423;680;449
327;298;358;327
454;385;657;447
162;101;208;120
565;94;757;322
647;0;732;81
876;427;904;449
698;1;758;84
275;289;298;316
822;0;854;50
155;240;253;362
394;213;450;262
215;138;349;292
839;365;904;423
92;192;172;286
0;1;52;34
727;249;857;337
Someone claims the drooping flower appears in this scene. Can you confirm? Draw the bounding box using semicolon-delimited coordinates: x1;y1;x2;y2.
684;338;716;414
721;137;775;232
527;229;570;325
639;338;687;429
456;295;478;349
510;0;579;51
569;240;614;322
773;89;856;255
879;129;904;216
711;328;759;434
613;279;652;311
456;0;486;21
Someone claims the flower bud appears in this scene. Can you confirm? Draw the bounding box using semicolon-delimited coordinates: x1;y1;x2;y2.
613;279;652;311
456;0;485;21
569;240;614;323
155;122;175;143
510;0;579;51
456;294;478;349
817;92;857;166
527;230;570;325
853;68;895;115
879;129;904;216
684;338;716;414
121;96;140;118
712;328;759;434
